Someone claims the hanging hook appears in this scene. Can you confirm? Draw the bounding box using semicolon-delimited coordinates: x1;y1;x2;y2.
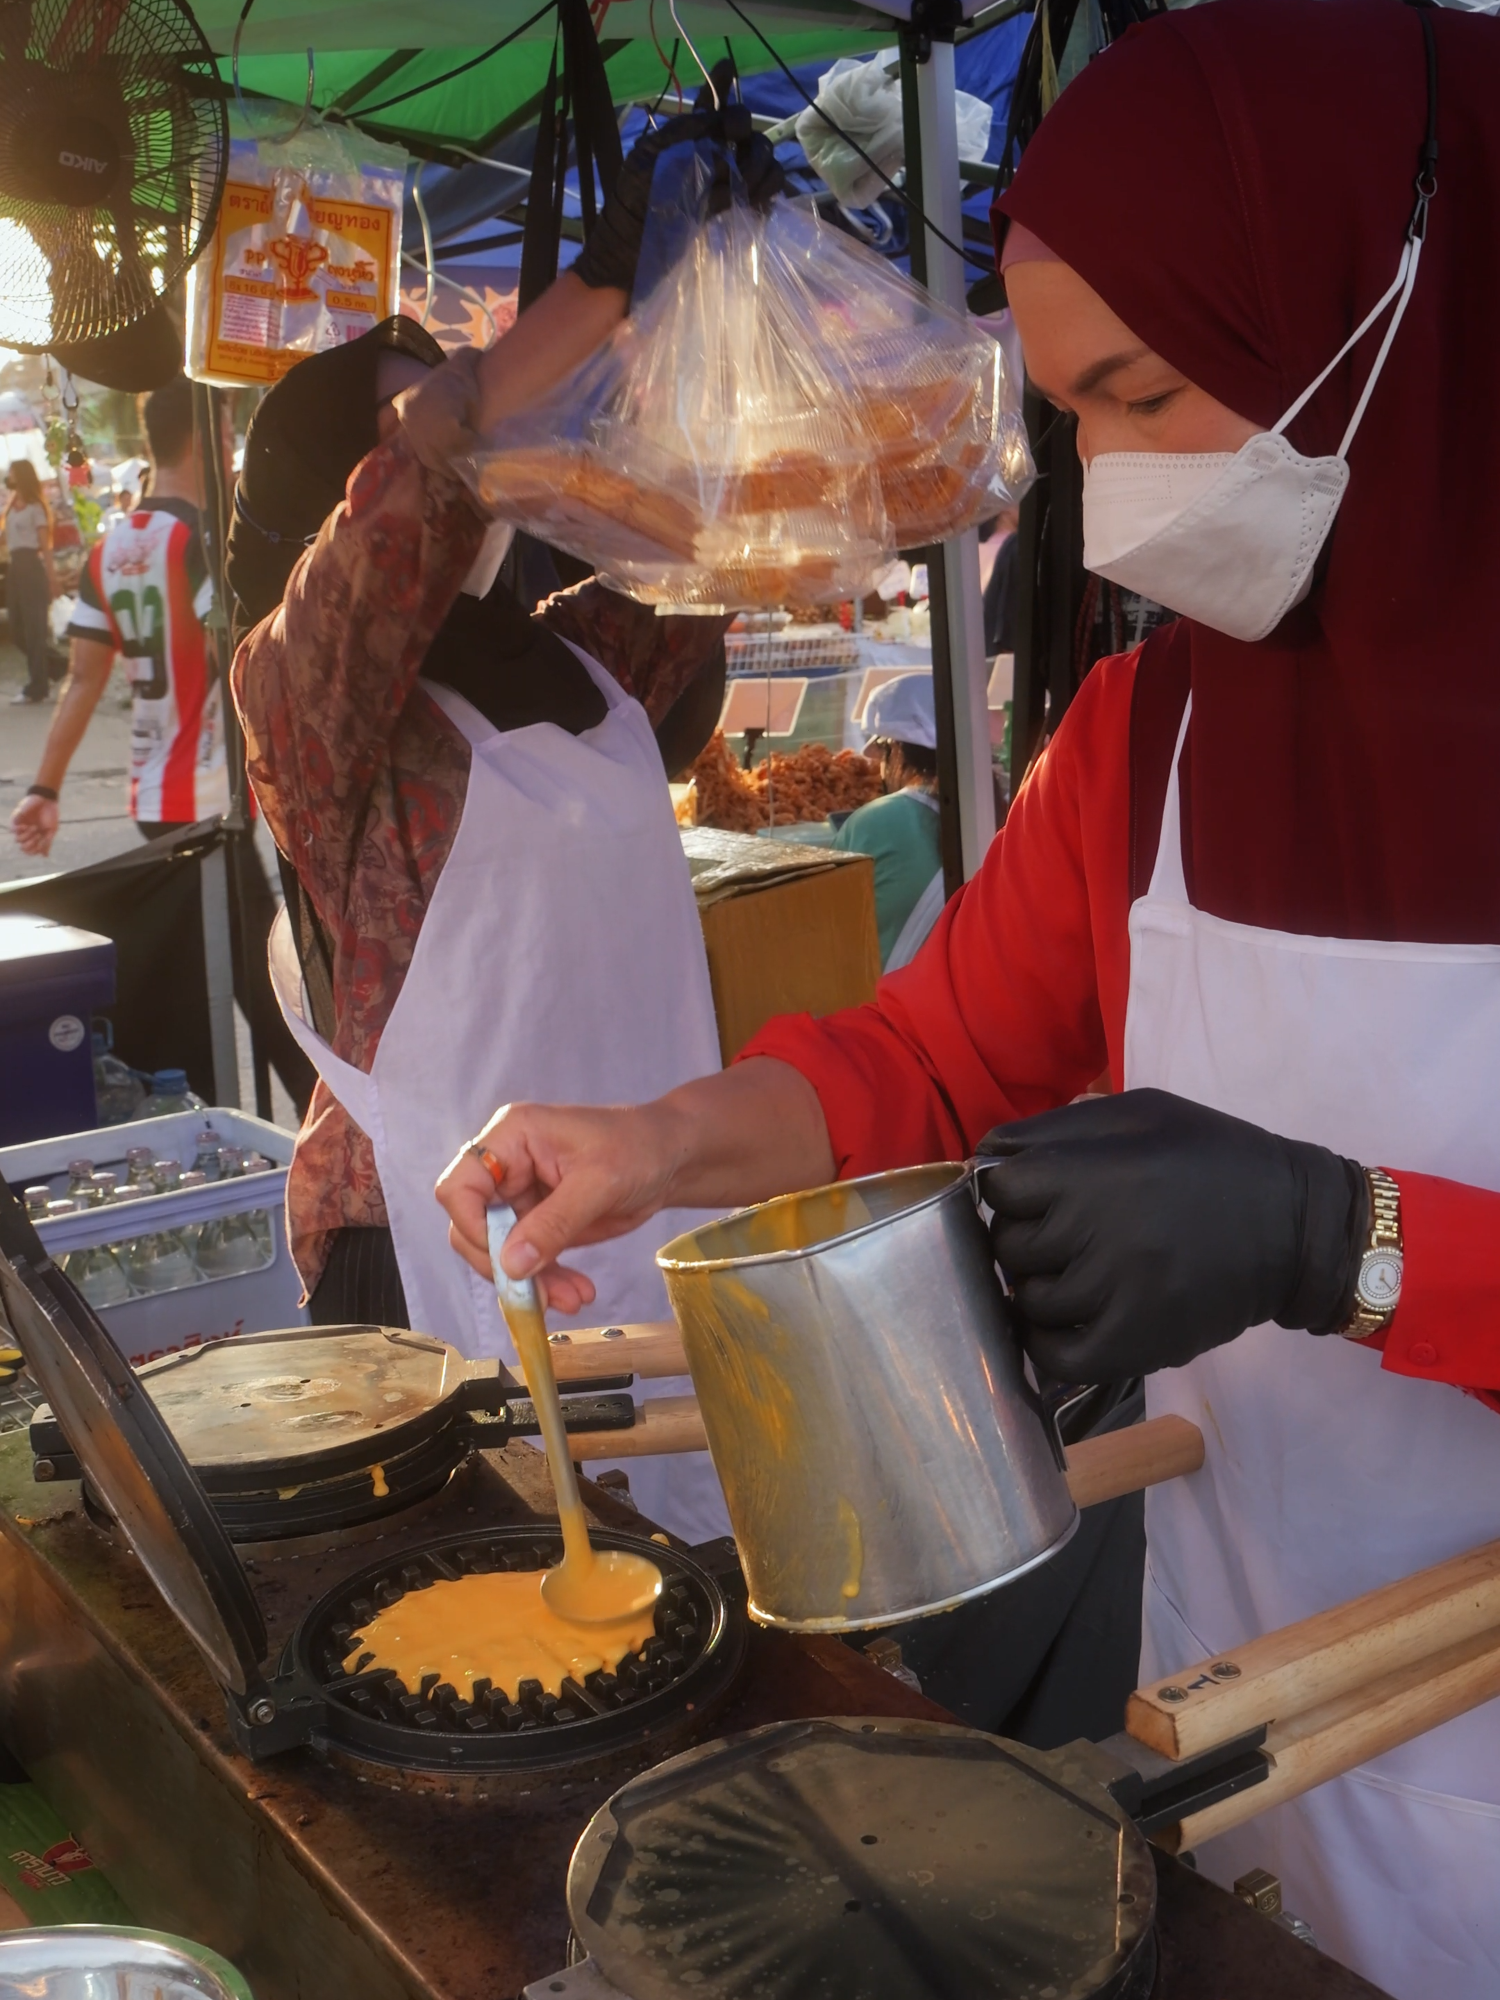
232;0;318;145
667;0;718;107
285;47;317;142
411;161;436;328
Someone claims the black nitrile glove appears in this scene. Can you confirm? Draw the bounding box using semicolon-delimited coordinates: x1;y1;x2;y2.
975;1088;1368;1385
573;59;786;294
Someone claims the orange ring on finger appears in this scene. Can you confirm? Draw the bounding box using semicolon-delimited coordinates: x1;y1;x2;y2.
467;1143;506;1192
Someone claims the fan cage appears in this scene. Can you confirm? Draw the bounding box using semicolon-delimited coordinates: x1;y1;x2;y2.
0;0;228;350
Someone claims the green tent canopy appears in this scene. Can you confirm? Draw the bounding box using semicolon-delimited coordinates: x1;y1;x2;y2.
195;0;892;152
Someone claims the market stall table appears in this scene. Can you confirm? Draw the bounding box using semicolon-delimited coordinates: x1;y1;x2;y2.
0;1428;1391;2000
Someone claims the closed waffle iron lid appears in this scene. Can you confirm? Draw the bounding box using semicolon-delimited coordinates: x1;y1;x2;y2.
0;1187;269;1696
566;1715;1158;2000
130;1324;484;1478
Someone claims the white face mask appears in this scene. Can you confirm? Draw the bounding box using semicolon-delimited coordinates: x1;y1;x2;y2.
459;515;516;599
1081;224;1427;643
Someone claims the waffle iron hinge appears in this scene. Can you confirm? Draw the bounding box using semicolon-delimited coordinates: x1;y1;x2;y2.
1068;1725;1271;1839
226;1665;330;1760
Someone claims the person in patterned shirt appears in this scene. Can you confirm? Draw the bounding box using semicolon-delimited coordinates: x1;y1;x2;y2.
229;321;731;1332
226;85;783;1544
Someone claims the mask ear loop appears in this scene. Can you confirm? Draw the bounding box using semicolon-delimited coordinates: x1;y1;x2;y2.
1273;4;1438;461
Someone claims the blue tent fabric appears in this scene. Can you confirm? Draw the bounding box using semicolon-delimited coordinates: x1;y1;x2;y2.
402;17;1025;284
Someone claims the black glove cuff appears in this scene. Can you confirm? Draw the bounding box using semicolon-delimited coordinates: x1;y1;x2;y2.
572;194;646;292
1279;1144;1368;1335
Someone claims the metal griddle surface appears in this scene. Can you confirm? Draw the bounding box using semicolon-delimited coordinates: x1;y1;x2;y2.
135;1326;472;1469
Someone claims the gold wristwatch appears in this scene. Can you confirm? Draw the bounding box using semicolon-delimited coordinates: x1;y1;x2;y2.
1339;1166;1403;1336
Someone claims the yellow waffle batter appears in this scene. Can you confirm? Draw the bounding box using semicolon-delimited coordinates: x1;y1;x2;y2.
346;1569;657;1701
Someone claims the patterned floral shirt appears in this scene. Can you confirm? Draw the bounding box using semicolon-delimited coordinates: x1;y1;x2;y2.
232;432;724;1295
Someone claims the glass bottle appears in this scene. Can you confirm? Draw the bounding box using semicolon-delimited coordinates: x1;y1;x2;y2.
240;1151;274;1176
22;1186;50;1222
122;1229;200;1295
65;1159;96;1203
218;1145;244;1179
195;1209;269;1279
89;1171;119;1206
175;1172;209;1256
190;1128;223;1182
46;1199;82;1221
124;1147;156;1194
60;1243;133;1309
152;1159;182;1194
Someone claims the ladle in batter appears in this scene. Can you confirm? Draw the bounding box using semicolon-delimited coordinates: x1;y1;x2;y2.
488;1205;663;1624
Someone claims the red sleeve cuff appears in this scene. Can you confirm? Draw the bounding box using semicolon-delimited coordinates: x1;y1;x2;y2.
1374;1168;1500;1412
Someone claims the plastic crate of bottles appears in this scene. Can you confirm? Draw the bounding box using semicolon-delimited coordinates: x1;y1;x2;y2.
0;1108;307;1369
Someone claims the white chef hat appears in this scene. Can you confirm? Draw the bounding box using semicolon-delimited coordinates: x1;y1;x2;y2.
862;673;937;751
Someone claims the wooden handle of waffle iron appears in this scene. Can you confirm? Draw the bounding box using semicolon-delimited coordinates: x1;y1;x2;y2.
1062;1413;1204;1509
573;1395;1205;1514
570;1394;706;1459
1159;1619;1500;1852
1128;1532;1500;1764
549;1322;687;1383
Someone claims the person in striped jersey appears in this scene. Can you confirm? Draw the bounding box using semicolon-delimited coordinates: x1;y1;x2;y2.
10;376;230;853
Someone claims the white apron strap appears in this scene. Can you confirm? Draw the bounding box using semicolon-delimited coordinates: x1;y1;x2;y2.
267;903;382;1138
1147;691;1194;905
885;867;946;972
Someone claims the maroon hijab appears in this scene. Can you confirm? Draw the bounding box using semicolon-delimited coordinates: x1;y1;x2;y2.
995;0;1500;943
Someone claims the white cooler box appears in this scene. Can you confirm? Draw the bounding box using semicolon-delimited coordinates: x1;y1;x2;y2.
0;1108;307;1368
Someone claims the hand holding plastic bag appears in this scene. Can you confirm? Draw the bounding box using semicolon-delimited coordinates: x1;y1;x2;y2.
463;154;1033;611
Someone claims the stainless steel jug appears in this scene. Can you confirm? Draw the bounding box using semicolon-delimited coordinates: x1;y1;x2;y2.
657;1163;1077;1631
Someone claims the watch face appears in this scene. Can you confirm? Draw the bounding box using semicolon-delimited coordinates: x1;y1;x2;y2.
1358;1253;1403;1310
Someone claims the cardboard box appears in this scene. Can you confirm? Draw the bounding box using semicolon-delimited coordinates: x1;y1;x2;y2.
682;829;881;1062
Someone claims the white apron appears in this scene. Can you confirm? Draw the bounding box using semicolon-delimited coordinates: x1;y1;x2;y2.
269;649;730;1542
1125;696;1500;1999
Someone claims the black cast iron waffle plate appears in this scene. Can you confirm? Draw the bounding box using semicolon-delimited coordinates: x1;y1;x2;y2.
279;1524;747;1777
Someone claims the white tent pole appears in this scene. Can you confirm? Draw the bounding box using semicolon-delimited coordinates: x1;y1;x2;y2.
907;37;996;883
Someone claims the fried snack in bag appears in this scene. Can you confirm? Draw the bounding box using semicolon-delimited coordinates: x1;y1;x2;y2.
802;217;1035;545
463;162;1033;609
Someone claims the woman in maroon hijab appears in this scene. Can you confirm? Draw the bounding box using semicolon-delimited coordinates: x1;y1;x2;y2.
437;5;1500;1984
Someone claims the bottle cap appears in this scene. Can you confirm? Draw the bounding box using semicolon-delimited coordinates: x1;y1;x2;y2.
179;1171;209;1188
149;1069;189;1093
67;1159;95;1178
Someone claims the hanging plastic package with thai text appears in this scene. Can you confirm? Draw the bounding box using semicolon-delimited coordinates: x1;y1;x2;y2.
461;151;1034;613
186;112;406;388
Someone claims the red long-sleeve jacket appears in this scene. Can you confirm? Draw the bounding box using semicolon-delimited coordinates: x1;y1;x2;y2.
743;644;1500;1412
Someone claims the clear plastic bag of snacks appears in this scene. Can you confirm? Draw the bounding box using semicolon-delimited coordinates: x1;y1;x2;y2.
805;218;1035;545
463;157;1032;610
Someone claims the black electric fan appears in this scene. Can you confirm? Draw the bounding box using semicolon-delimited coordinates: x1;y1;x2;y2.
0;0;227;353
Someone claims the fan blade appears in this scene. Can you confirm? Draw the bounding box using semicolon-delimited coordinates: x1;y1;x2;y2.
45;0;129;70
0;0;36;67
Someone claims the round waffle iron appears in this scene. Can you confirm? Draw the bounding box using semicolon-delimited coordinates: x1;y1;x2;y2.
29;1324;636;1542
0;1222;745;1792
290;1523;743;1786
552;1716;1157;2000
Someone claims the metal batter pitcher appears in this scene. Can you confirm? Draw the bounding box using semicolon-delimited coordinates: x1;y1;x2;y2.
656;1163;1077;1631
